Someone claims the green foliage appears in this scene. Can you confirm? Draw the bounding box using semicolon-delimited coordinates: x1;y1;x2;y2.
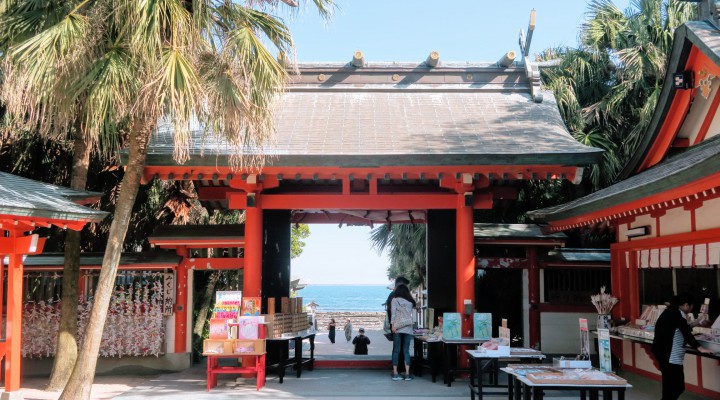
291;224;310;259
539;0;695;191
370;224;425;289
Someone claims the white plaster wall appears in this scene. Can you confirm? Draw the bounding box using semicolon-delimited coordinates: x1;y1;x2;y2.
618;224;629;243
165;314;176;353
677;79;718;144
701;356;720;392
622;340;632;366
659;206;692;236
634;343;661;374
540;312;598;354
630;215;657;238
683;354;699;386
696;197;720;231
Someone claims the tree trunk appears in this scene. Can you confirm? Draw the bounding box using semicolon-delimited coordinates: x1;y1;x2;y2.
46;129;92;392
193;271;220;336
59;121;152;400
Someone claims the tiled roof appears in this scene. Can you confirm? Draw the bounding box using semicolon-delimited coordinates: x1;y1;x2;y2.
542;248;611;264
473;223;566;240
528;134;720;222
143;64;602;168
4;251;181;267
0;172;108;223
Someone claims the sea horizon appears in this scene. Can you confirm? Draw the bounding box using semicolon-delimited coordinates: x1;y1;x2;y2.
296;284;390;312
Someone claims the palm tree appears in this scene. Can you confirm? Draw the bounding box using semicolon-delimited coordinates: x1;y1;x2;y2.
540;0;695;190
1;1;333;398
370;224;426;289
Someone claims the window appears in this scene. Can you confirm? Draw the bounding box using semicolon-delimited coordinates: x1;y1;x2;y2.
543;268;611;305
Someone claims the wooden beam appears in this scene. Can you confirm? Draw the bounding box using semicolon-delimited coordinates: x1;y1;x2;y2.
182;258;245;270
228;192;493;210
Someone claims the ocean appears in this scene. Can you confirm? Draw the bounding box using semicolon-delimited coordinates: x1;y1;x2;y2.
296;284;389;312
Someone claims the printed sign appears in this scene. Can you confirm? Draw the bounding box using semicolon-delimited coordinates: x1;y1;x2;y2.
163;273;174;316
598;329;612;372
579;318;590;358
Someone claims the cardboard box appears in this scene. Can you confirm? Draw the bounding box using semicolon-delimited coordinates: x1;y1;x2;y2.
233;339;265;355
202;339;232;355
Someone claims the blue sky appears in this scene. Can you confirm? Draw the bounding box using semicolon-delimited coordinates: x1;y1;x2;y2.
288;0;633;285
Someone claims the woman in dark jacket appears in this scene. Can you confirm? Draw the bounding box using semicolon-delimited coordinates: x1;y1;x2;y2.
651;293;712;399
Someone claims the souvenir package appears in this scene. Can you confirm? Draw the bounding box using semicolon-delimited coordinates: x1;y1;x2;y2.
238;316;260;339
242;297;262;316
208;318;230;339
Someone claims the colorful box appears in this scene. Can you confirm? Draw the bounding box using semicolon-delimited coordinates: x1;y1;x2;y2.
242;297;261;316
209;318;229;340
238;316;260;339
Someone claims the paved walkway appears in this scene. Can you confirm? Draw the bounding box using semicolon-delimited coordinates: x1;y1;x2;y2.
15;330;711;399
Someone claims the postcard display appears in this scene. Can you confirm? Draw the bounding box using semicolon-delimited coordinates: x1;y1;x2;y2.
473;313;492;340
203;291;266;356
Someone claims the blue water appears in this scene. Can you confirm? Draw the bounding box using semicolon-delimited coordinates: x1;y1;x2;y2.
297;284;389;312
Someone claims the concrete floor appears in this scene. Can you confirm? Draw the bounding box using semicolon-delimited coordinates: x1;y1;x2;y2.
112;330;710;399
15;330;712;399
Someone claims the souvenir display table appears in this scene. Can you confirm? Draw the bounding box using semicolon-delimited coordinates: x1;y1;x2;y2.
205;351;266;391
501;366;631;400
466;349;545;400
442;338;489;387
265;331;316;383
412;335;443;382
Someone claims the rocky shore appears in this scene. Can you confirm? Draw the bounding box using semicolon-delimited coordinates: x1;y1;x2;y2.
313;311;385;331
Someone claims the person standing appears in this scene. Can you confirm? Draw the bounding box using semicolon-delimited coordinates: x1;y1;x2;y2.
385;276;410;365
327;318;337;344
344;319;353;343
651;293;713;400
390;284;416;381
352;327;371;355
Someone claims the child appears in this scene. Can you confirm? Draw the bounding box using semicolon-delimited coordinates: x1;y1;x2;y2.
352;327;371;355
344;319;353;343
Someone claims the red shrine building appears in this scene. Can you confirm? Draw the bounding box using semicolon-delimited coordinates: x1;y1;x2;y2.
5;37;607;389
0;172;107;397
137;54;602;362
530;15;720;398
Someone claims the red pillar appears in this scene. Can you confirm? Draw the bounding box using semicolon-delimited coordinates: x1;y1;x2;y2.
175;246;189;353
456;194;474;334
627;251;640;321
6;250;23;391
610;246;625;320
244;199;263;297
528;248;540;348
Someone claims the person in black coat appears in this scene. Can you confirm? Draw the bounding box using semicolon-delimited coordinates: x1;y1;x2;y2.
327;318;336;344
651;293;713;400
352;327;371;355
